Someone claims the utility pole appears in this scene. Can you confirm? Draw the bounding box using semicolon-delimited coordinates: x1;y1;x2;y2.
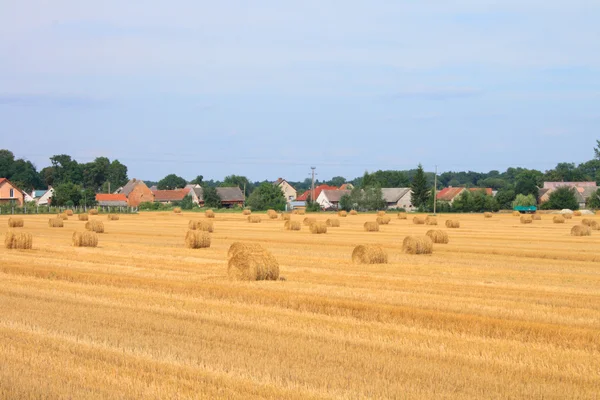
108;181;111;194
310;167;316;202
243;182;246;207
433;165;438;215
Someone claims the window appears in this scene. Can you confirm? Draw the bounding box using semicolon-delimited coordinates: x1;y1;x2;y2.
9;188;14;198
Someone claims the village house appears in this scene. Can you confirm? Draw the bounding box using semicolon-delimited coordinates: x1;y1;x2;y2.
116;179;155;206
316;189;351;210
539;182;598;208
296;185;339;202
273;178;297;204
381;188;414;211
0;178;25;206
152;188;190;204
32;187;54;206
436;187;466;204
216;187;245;208
96;193;129;207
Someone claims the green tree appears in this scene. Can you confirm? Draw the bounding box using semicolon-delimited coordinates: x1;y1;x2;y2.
81;188;97;207
246;183;286;211
190;175;204;186
495;187;516;209
221;175;252;197
586;188;600;209
361;186;386;210
9;159;42;191
107;160;128;188
515;170;541;198
328;176;347;187
595;139;600;160
0;149;15;177
339;193;353;211
545;187;579;210
50;154;82;185
512;194;537;208
157;174;187;190
53;182;83;206
203;186;221;209
411;164;430;209
176;195;195;210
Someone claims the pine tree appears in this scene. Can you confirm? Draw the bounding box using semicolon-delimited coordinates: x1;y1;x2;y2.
411;164;430;209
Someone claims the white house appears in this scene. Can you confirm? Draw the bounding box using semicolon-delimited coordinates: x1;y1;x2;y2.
381;188;415;211
273;178;297;204
35;187;54;206
316;189;351;210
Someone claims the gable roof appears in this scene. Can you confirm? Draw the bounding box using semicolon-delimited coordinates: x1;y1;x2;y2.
216;187;244;202
0;178;21;191
297;185;338;201
339;183;354;190
319;189;351;203
543;181;597;189
381;188;411;203
436;187;465;201
153;189;190;202
468;188;493;196
33;190;47;198
0;178;6;185
120;178;148;196
193;187;204;202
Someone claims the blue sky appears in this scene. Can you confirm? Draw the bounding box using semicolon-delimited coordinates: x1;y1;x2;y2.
1;0;599;182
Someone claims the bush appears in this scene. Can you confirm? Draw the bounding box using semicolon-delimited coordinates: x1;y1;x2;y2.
512;194;537;208
544;187;579;210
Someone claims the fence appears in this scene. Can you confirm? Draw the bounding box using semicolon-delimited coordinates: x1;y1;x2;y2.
0;205;138;215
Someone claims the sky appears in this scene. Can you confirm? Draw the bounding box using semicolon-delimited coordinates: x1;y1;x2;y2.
1;0;599;182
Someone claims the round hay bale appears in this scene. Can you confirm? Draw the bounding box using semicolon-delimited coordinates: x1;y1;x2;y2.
72;231;98;247
582;218;599;230
189;220;214;232
303;217;316;226
397;213;407;220
326;218;340;227
227;245;279;281
376;216;391;225
267;209;278;219
402;236;433;255
363;221;379;232
88;209;99;215
445;219;460;228
185;230;211;248
532;214;542;220
483;212;493;218
78;214;89;221
425;216;437;225
338;210;347;217
8;217;24;228
413;216;425;225
85;220;104;233
205;210;215;218
284;220;301;231
512;211;521;217
281;213;291;221
58;213;69;220
426;229;449;244
309;222;328;234
107;214;119;221
48;218;64;228
573;210;582;217
520;215;533;224
296;209;306;215
349;210;358;215
553;215;565;224
173;207;182;214
242;209;251;215
563;213;573;220
5;231;32;249
248;215;262;223
352;245;388;264
377;211;386;217
571;225;591;236
227;242;264;259
65;209;74;216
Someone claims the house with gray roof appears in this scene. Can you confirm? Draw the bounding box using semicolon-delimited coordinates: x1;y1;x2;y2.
381;188;415;211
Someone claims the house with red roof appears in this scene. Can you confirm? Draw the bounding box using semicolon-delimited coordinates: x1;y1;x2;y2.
96;193;128;207
0;178;25;206
436;187;466;204
152;188;191;204
296;185;339;202
468;188;493;196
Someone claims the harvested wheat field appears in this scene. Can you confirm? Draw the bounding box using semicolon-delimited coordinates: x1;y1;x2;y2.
0;212;599;399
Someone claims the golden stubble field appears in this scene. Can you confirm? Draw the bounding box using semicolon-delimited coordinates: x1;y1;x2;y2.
1;211;599;399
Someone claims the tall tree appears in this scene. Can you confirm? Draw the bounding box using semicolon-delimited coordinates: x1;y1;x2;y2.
595;140;600;160
544;187;579;210
107;160;128;188
515;170;542;198
0;149;15;177
411;164;430;209
157;174;187;190
203;186;221;208
190;175;204;186
328;176;347;187
221;175;252;196
246;183;286;211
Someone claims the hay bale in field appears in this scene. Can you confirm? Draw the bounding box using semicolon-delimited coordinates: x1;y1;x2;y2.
349;210;357;215
173;207;182;214
58;213;68;220
445;219;460;228
413;216;425;225
397;213;407;220
303;217;316;226
573;210;582;217
65;209;74;216
72;231;98;247
326;218;340;227
484;212;493;218
377;211;386;217
284;220;301;231
295;209;306;215
532;214;541;220
352;245;388;264
553;215;565;224
227;242;264;259
205;210;215;218
242;209;251;215
189;220;214;232
7;217;24;228
402;236;433;255
267;209;278;219
520;215;533;224
281;213;291;221
78;214;89;221
363;221;379;232
338;210;347;217
248;215;261;223
309;222;328;234
582;218;599;230
185;230;211;248
376;216;391;225
48;218;64;228
88;209;98;215
563;213;573;219
426;229;449;244
425;216;437;225
85;220;104;233
228;245;279;281
107;214;119;221
571;225;591;236
4;231;32;249
512;211;521;217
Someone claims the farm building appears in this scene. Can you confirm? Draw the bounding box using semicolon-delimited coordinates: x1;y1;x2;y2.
316;189;351;210
381;188;414;211
116;179;155;206
96;193;128;207
436;187;466;204
0;178;25;206
273;178;297;204
216;187;245;208
540;182;598;208
152;188;190;204
296;185;339;202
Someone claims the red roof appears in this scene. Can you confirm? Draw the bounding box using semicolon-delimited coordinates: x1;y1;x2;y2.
436;187;465;201
468;188;493;196
96;193;128;202
0;178;6;185
296;185;338;201
153;189;190;202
